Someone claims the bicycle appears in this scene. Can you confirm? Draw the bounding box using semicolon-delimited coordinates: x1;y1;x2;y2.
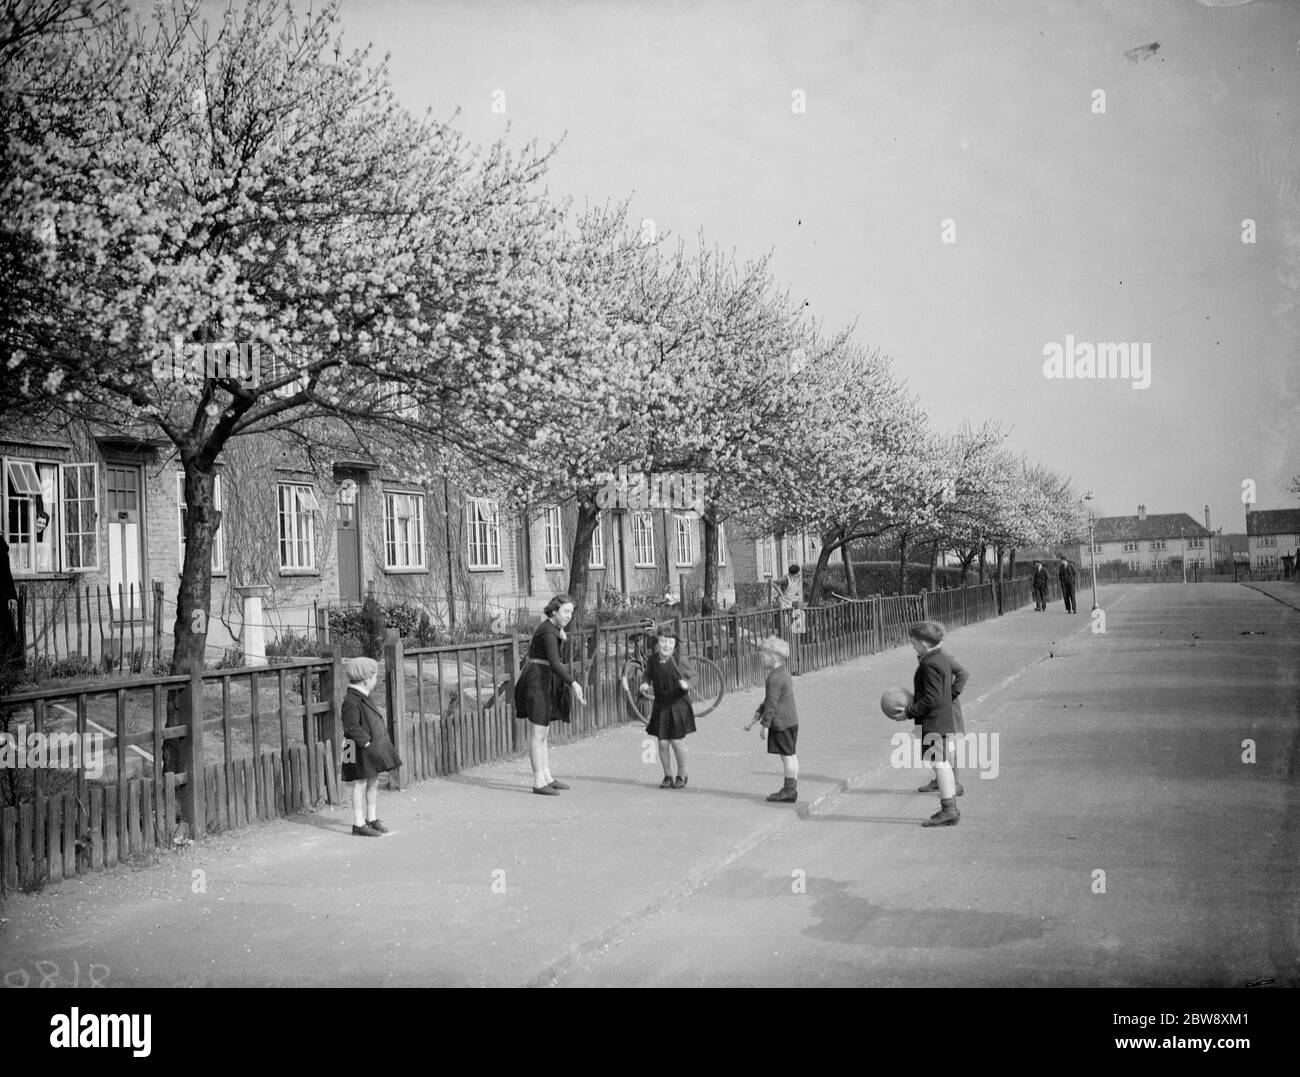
619;625;726;726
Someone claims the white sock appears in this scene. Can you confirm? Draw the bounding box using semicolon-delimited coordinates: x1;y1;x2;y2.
533;770;548;788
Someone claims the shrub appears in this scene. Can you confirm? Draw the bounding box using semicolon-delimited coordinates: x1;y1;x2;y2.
336;633;365;659
267;631;318;659
216;646;245;669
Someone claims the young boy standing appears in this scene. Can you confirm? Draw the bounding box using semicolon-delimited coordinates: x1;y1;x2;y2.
899;621;968;827
745;636;800;802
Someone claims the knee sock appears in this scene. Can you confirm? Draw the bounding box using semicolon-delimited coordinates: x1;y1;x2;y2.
936;761;955;799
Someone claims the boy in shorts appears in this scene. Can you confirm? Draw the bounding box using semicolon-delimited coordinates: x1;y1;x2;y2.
901;620;968;827
745;636;800;802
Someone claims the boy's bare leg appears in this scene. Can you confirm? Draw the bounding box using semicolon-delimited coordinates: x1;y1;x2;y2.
670;738;687;779
658;738;673;779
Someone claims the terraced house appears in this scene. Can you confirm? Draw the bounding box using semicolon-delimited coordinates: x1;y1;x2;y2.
3;411;737;667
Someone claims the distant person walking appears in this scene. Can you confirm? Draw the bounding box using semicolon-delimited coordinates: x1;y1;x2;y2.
1058;556;1078;613
514;594;586;795
1031;560;1050;611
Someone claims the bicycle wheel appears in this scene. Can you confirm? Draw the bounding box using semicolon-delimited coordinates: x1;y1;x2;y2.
618;673;649;726
688;656;726;718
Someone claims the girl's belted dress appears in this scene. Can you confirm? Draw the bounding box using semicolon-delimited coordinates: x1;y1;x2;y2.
643;653;697;740
514;619;575;726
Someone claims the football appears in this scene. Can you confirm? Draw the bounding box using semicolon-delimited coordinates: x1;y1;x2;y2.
880;686;913;721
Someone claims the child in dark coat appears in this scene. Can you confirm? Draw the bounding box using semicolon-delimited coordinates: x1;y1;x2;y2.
745;636;799;802
341;656;402;837
893;621;968;827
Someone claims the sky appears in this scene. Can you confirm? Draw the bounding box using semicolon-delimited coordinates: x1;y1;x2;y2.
330;0;1299;531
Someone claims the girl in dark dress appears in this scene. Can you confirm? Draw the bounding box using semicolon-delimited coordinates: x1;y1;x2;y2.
514;594;586;795
340;657;401;837
639;623;697;788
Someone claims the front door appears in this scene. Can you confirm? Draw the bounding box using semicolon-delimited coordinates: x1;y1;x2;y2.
337;483;361;604
105;465;143;617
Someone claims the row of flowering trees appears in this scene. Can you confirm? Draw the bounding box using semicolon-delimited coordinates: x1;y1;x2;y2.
2;0;1087;683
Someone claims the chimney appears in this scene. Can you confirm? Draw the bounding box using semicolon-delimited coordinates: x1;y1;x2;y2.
1204;505;1211;532
1138;504;1146;522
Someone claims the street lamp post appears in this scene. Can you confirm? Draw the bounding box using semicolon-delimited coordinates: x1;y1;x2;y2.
1083;491;1099;611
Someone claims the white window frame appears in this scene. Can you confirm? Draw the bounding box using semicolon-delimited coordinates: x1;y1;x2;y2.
277;482;318;571
384;490;426;571
674;514;694;567
4;457;61;575
588;513;605;568
717;521;727;567
632;511;655;567
466;497;501;570
758;536;775;579
177;472;225;573
61;462;99;572
543;505;564;569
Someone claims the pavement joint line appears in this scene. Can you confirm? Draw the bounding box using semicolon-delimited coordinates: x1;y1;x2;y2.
1239;581;1300;613
532;611;1089;988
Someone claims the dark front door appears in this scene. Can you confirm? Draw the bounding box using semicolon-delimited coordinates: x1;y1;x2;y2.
337;490;361;604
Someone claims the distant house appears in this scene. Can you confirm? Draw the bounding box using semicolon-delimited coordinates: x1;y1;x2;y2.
1075;505;1214;573
1246;509;1300;572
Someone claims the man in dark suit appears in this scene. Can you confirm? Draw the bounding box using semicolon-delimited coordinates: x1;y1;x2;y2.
1031;560;1050;611
1058;555;1078;613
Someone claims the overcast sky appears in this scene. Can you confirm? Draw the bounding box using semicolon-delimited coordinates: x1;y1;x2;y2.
336;0;1299;530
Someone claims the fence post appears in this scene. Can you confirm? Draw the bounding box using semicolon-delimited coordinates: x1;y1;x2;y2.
509;630;522;752
383;630;407;791
151;582;163;668
315;606;329;647
178;666;207;838
235;584;272;666
318;644;343;769
729;610;741;689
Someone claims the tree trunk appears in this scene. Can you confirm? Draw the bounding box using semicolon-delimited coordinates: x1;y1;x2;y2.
841;536;857;597
928;539;939;591
897;529;909;594
700;505;719;615
566;492;601;615
1008;548;1017;580
166;461;219;769
808;534;836;605
977;544;986;584
958;547;976;585
994;542;1005;615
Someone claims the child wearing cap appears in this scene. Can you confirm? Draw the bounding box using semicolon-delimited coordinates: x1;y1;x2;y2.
744;636;800;802
341;656;402;837
639;622;697;788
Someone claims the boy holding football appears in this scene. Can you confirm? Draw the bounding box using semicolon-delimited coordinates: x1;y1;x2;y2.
888;621;968;827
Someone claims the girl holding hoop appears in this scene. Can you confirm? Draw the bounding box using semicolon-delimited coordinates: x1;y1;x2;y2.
514;594;587;795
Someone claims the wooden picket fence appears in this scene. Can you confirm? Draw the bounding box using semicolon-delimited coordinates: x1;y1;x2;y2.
1;574;1052;895
15;581;166;677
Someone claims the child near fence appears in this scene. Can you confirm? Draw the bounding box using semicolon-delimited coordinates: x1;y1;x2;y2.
340;656;401;836
639;623;697;788
744;636;799;802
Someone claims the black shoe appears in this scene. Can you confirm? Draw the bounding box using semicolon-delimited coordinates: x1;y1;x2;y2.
922;799;960;827
366;819;390;834
532;784;560;796
672;775;688;789
766;787;797;802
547;780;570;790
352;823;381;837
917;779;939;793
955;782;964;797
660;776;674;789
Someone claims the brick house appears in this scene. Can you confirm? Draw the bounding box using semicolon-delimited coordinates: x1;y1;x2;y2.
5;410;741;662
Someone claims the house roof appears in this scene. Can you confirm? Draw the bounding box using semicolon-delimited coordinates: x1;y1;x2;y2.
1091;513;1212;542
1246;509;1300;537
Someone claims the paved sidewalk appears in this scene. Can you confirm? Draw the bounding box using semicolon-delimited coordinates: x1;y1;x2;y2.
0;592;1116;988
